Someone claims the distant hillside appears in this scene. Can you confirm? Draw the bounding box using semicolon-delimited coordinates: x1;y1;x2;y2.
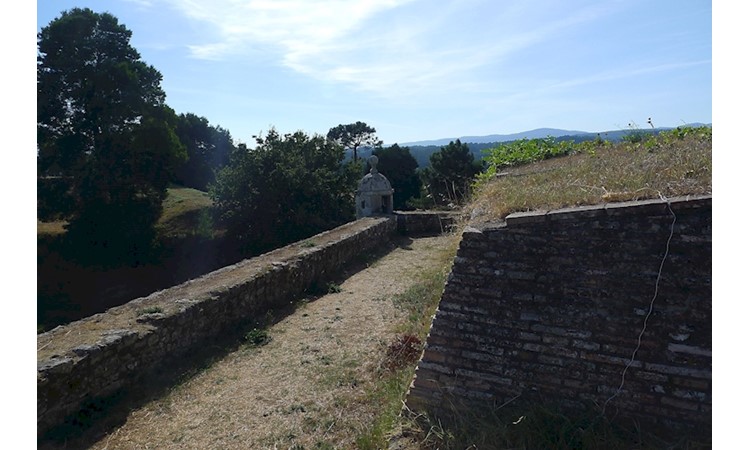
405;142;499;168
396;124;711;168
401;128;589;147
347;124;712;168
400;124;710;147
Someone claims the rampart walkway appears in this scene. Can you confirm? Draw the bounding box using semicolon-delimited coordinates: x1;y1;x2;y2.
41;234;456;449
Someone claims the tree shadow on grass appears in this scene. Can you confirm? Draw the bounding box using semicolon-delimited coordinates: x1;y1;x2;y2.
37;234;418;449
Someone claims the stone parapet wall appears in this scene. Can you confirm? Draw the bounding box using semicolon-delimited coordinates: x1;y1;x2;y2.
37;217;397;436
394;211;461;235
406;196;711;437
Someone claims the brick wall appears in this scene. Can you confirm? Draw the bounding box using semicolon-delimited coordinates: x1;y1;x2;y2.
406;196;711;437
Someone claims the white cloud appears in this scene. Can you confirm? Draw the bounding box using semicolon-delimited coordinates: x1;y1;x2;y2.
545;59;712;92
123;0;156;7
161;0;626;100
170;0;412;56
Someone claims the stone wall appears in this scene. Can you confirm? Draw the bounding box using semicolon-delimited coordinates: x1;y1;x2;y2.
394;211;461;235
37;217;397;437
406;196;711;437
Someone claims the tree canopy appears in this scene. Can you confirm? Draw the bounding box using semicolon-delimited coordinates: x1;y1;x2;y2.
210;129;360;253
37;8;186;264
370;144;421;210
326;121;382;162
173;113;235;191
421;139;482;206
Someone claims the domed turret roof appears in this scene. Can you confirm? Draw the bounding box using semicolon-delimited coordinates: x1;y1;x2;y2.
357;155;393;194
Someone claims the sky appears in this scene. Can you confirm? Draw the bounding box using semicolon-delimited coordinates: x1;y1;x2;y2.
34;0;712;146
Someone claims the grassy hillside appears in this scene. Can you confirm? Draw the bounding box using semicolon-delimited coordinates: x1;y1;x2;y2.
469;126;711;224
37;185;231;333
156;185;217;238
37;185;216;238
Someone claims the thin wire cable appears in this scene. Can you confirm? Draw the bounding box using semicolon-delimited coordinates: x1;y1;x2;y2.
601;194;676;415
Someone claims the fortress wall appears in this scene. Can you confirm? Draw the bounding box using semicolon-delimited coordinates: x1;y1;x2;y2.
406;196;711;438
394;210;461;235
37;216;397;436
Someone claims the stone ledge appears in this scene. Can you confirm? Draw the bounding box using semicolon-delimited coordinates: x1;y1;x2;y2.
503;195;712;227
394;210;462;235
37;216;398;437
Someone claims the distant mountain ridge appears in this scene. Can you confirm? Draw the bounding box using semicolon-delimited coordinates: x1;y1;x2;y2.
400;128;588;146
399;124;710;147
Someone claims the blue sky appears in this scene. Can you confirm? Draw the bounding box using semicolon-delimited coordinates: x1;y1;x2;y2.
35;0;712;146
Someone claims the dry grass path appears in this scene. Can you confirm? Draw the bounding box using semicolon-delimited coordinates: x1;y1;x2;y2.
86;234;456;450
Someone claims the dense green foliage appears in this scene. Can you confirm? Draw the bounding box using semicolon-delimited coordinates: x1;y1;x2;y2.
421;140;482;206
406;142;500;168
37;8;186;264
487;135;575;166
476;135;580;184
370;144;421;210
327;121;382;162
173;113;235;191
210;129;360;253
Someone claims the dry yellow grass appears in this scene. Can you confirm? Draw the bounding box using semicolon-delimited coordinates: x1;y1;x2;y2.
37;219;67;236
469;129;711;224
76;234;458;450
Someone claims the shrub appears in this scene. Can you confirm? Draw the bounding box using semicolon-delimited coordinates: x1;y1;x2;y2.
244;328;272;347
383;334;423;371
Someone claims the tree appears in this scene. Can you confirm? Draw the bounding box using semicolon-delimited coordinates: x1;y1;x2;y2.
370;144;421;210
421;139;482;206
211;129;360;253
174;113;235;191
37;8;186;264
326;121;382;162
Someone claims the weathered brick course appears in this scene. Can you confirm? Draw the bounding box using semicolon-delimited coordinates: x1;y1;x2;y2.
406;196;711;439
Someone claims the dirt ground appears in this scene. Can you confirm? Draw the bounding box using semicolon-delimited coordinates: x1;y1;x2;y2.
77;233;456;450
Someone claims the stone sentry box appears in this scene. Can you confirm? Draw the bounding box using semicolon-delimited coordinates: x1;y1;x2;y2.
355;155;394;218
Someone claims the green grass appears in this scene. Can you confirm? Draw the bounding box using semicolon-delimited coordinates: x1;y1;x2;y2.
353;243;457;449
243;328;272;348
326;282;343;294
391;260;454;336
136;306;164;316
37;184;217;239
156;185;216;238
399;397;710;449
160;185;213;218
479;135;579;171
355;368;417;450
